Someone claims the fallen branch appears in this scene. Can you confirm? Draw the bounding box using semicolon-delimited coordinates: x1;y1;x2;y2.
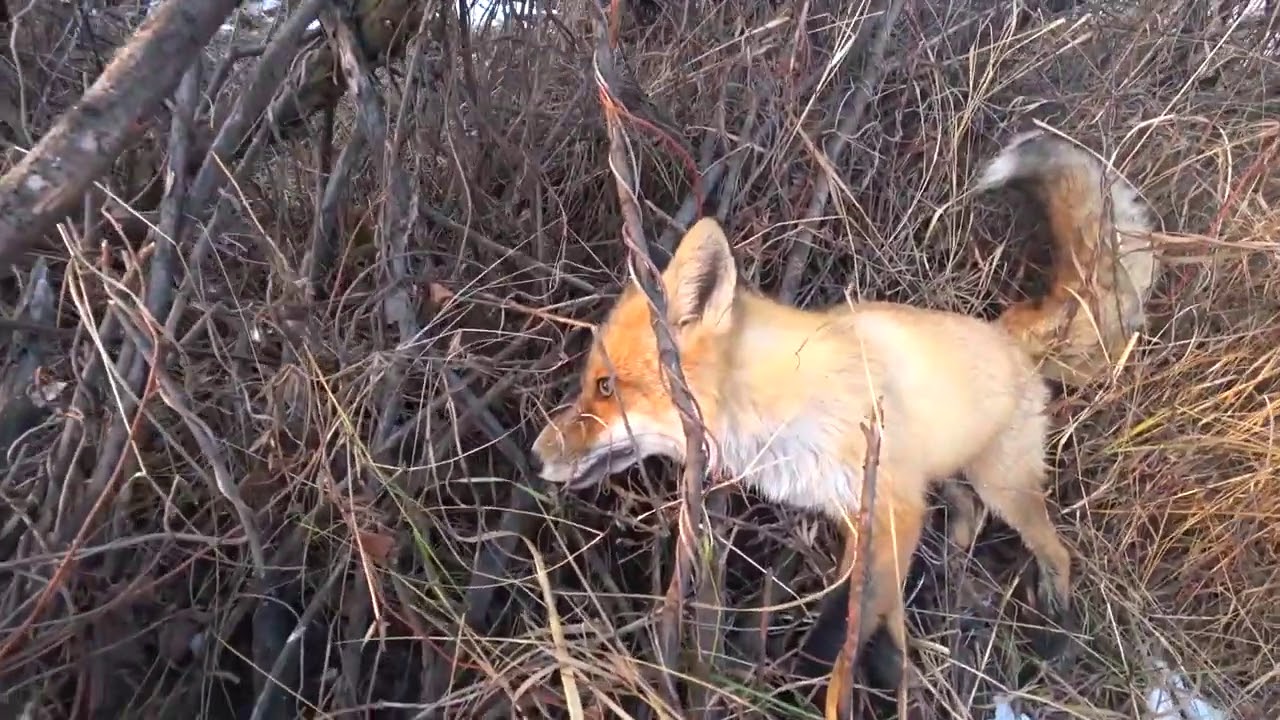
0;0;240;265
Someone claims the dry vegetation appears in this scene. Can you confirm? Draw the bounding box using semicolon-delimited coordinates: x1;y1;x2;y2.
0;0;1276;718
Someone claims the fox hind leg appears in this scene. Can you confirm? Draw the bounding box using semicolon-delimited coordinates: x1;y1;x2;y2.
802;470;931;717
839;490;928;691
797;494;927;713
961;387;1073;659
939;480;982;551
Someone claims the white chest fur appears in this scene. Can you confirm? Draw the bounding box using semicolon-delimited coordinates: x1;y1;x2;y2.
712;415;863;520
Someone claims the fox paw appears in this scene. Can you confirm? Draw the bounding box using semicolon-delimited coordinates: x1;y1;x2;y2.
1035;568;1069;618
1025;566;1073;661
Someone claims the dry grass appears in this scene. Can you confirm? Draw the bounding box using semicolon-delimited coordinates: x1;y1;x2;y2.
0;0;1277;718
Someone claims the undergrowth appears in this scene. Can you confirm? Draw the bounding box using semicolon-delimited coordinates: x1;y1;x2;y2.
0;0;1276;718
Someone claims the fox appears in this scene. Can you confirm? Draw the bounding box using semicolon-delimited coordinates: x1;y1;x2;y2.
529;129;1158;697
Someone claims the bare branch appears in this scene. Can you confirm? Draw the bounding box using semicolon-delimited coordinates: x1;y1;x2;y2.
780;0;909;302
0;0;241;265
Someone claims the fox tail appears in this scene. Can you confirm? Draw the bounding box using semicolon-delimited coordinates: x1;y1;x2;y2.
974;129;1159;386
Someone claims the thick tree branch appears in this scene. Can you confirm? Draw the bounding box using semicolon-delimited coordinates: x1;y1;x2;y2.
0;0;242;265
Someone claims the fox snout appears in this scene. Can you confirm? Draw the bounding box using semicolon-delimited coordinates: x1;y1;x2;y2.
529;404;602;489
529;401;686;490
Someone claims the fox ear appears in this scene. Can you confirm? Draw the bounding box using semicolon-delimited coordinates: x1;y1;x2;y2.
662;217;738;329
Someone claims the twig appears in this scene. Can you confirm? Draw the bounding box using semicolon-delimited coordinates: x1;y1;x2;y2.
249;559;346;720
55;58;204;554
157;0;327;339
826;403;884;720
112;308;265;577
42;292;123;544
0;318;73;338
420;371;551;703
0;0;240;264
303;101;348;302
655;58;832;254
0;303;162;669
162;113;273;340
320;2;427;461
143;58;200;377
148;0;326;372
50;263;142;546
1208;127;1279;239
779;0;909;302
419;337;554;461
185;0;328;216
421;204;598;295
317;9;436;698
589;0;714;710
693;486;730;716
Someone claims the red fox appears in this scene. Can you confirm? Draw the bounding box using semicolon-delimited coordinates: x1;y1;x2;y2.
529;130;1158;692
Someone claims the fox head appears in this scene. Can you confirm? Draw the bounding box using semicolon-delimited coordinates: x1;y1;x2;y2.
530;217;740;490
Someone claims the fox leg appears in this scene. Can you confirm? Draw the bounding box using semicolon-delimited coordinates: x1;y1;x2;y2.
938;480;982;551
836;491;928;675
816;491;926;720
961;391;1073;656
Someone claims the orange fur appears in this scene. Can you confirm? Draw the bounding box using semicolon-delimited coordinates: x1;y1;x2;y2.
529;130;1158;694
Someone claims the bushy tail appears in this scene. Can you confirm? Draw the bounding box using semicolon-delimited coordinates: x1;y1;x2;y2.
974;130;1159;386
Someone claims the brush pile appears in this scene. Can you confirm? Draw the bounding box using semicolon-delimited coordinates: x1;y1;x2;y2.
0;0;1275;718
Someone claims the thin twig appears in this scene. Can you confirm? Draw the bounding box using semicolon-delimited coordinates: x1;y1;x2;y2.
826;402;884;720
185;0;328;216
0;309;162;669
303;100;346;302
111;305;266;577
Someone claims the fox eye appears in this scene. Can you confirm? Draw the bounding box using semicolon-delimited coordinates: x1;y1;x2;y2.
595;376;614;398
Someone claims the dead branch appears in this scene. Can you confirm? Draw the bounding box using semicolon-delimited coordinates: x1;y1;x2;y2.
779;0;909;302
0;0;240;266
185;0;328;221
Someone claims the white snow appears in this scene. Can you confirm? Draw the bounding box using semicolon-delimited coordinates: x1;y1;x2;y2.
979;659;1234;720
1146;660;1230;720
